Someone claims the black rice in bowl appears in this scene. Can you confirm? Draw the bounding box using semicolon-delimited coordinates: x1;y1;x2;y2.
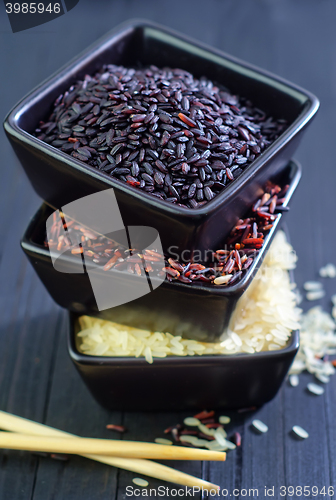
35;64;287;209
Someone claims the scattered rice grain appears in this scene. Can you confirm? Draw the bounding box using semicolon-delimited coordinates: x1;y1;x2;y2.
289;374;299;387
179;435;198;444
205;440;227;451
193;438;210;448
307;383;324;395
315;373;330;384
306;290;325;301
214;430;228;447
218;416;231;424
319;263;336;278
154;438;173;445
183;417;201;427
223;440;236;450
132;478;149;487
198;423;216;436
292;426;309;439
303;281;323;291
252;419;268;433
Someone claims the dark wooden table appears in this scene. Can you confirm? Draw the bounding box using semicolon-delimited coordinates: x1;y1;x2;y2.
1;1;336;498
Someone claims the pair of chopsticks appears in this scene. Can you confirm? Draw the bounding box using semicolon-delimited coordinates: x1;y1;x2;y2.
0;411;221;491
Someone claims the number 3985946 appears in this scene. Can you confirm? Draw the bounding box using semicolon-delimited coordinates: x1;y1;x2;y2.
5;3;61;14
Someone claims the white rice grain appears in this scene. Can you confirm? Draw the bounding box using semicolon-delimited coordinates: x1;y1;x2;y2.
179;435;198;444
230;331;243;347
183;417;200;427
154;438;173;445
218;416;230;425
252;419;268;433
132;478;149;487
193;438;210;447
292;426;309;439
289;374;299;387
307;383;324;395
144;346;153;364
319;263;336;278
222;440;236;450
315;373;330;384
214;430;228;447
198;424;216;436
205;441;228;452
306;290;325;301
303;281;323;291
214;274;233;285
214;427;227;439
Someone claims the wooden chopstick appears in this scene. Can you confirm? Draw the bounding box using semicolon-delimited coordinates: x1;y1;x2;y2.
0;431;225;461
0;411;221;491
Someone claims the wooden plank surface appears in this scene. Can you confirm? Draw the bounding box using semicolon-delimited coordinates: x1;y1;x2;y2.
1;0;336;499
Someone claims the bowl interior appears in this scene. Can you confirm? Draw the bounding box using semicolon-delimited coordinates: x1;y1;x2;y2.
70;310;300;366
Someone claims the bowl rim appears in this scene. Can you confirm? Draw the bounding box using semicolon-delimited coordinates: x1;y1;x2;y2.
67;311;300;366
4;18;318;217
20;160;301;297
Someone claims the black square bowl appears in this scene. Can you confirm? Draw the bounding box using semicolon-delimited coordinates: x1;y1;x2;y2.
67;310;299;412
21;160;301;342
5;20;317;255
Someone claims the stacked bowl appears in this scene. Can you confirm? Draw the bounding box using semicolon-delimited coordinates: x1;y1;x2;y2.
4;20;319;410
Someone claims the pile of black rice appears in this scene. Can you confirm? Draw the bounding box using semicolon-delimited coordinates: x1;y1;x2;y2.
35;64;287;209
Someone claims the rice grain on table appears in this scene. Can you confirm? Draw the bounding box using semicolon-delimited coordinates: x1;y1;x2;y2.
303;281;323;291
319;263;336;278
179;435;198;445
315;373;329;384
289;306;336;379
306;290;325;301
307;383;324;396
132;478;149;487
183;417;201;427
252;419;268;433
218;416;231;425
77;231;301;362
292;426;309;439
289;374;299;387
154;438;173;445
